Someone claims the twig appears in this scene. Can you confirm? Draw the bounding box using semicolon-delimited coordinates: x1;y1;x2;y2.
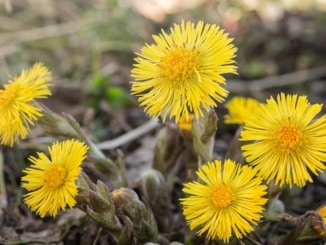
0;15;29;30
0;18;95;46
226;65;326;93
97;118;160;150
0;44;20;57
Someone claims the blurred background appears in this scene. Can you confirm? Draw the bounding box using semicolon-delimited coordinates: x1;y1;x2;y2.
1;0;326;243
1;0;325;133
1;0;325;126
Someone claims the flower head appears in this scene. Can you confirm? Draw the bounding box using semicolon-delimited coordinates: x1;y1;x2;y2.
131;20;237;122
224;96;260;124
241;93;326;188
0;63;52;146
21;139;88;217
180;159;267;242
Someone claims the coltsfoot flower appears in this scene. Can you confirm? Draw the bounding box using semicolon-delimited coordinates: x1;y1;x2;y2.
241;93;326;188
131;20;237;122
224;96;260;124
21;139;88;217
0;63;52;146
180;159;267;242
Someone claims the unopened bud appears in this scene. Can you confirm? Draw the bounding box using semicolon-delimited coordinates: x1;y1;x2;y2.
88;189;110;213
140;170;172;232
77;172;97;194
315;206;326;237
37;103;79;138
140;170;163;203
112;187;158;243
278;211;326;244
264;198;285;221
200;109;218;144
153;126;182;175
112;188;143;222
76;174;123;241
192;108;217;162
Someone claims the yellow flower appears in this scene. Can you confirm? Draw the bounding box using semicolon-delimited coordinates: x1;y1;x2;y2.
131;20;237;122
21;139;88;218
241;93;326;188
0;63;52;146
180;159;267;242
224;96;260;124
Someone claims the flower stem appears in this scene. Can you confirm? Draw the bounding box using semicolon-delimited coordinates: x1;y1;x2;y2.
0;149;8;209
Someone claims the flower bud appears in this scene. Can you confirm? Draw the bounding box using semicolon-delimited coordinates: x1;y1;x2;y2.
140;170;172;232
76;174;123;241
153;126;182;175
278;211;326;243
112;187;158;243
77;172;97;194
86;189;122;231
37;103;79;138
192;108;217;162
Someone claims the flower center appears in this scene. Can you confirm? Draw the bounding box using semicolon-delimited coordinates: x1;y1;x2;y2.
211;185;234;208
44;165;67;188
159;47;199;83
276;123;303;150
